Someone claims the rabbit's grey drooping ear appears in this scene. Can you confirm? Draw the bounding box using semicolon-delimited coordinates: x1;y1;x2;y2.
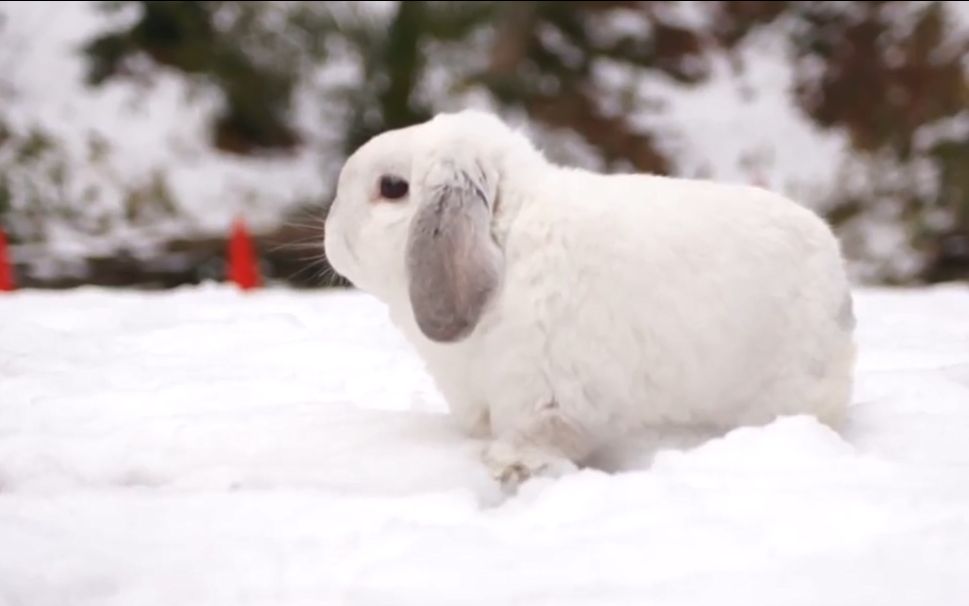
406;158;503;343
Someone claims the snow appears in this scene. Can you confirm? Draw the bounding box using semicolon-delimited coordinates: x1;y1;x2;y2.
1;283;968;605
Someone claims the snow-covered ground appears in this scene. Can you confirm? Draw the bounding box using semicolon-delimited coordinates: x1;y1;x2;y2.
1;283;968;605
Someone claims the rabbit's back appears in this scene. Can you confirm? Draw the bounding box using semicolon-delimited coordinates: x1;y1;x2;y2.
472;169;854;438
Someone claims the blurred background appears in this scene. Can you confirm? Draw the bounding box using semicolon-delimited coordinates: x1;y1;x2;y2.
0;0;966;290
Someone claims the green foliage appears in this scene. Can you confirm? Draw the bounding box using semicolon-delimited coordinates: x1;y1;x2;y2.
334;1;500;153
6;0;969;284
84;1;319;154
785;2;967;157
782;1;968;280
123;171;178;224
0;175;11;218
0;112;178;246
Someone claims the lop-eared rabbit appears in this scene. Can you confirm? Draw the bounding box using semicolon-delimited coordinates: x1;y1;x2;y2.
325;110;856;490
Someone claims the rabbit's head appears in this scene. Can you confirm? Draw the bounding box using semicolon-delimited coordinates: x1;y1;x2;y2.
324;110;538;343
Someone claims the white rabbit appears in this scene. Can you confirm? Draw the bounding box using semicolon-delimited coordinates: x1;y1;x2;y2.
324;110;856;489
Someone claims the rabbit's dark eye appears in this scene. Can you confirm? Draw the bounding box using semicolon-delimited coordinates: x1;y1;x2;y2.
379;175;409;200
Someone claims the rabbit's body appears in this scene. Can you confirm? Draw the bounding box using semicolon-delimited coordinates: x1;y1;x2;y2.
325;111;855;487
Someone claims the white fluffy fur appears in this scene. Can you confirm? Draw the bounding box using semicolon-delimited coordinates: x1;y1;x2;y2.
324;110;856;488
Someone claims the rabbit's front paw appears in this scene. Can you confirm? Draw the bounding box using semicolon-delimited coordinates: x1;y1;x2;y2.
483;440;577;492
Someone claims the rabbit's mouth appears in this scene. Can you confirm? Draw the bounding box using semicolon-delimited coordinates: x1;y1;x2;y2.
340;233;358;264
322;219;357;281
